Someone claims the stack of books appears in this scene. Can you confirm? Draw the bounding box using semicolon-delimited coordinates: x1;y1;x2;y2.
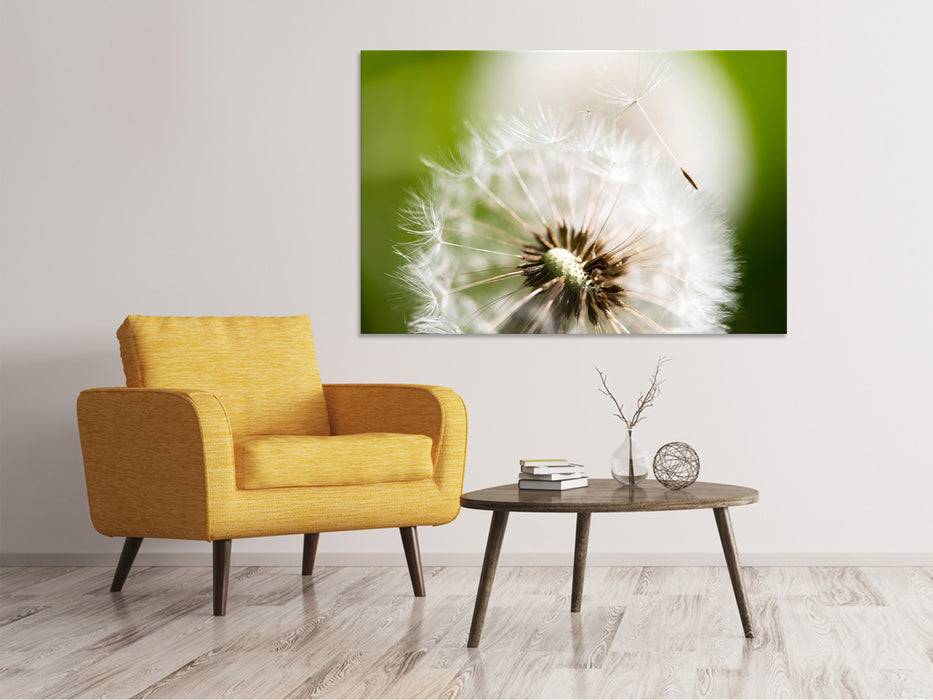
518;459;588;490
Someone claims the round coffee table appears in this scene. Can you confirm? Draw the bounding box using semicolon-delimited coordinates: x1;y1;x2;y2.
460;479;759;647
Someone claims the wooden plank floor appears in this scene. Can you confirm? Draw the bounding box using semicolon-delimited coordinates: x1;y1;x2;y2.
2;565;932;698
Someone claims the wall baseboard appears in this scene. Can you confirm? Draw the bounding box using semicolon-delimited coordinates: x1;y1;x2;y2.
2;552;931;567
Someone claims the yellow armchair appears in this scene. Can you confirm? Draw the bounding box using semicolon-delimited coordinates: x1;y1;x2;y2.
77;316;468;614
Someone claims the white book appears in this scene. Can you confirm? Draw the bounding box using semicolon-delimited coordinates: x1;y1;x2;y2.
518;476;588;491
521;464;585;475
520;458;580;468
518;471;587;481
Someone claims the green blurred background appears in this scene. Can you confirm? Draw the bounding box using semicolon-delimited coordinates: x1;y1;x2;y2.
361;51;786;334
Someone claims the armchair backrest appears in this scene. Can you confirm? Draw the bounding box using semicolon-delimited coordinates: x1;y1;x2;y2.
117;315;331;438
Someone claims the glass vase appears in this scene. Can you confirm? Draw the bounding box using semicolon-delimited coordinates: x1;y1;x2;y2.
610;427;649;486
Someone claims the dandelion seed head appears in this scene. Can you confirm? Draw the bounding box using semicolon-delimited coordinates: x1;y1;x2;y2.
396;110;739;334
542;248;587;291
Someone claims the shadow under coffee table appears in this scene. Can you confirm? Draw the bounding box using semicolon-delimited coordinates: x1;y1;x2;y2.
461;479;759;647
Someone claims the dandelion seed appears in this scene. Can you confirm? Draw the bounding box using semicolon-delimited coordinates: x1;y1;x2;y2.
598;55;699;189
395;109;739;334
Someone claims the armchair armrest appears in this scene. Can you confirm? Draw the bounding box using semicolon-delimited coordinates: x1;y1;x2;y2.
76;387;234;541
322;384;468;502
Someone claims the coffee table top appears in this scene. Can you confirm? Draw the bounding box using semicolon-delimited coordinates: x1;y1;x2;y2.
460;479;758;513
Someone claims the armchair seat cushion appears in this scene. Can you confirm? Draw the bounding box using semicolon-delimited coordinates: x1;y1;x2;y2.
237;433;434;489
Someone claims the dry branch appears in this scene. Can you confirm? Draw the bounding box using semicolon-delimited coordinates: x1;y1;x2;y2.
596;356;669;429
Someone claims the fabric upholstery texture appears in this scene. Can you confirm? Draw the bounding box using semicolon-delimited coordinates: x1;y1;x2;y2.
117;315;331;439
238;433;434;489
77;315;468;542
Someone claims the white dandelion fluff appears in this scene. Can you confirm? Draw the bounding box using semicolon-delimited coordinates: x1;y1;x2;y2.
395;108;739;334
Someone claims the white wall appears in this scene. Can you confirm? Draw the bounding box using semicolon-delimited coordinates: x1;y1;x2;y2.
2;0;932;566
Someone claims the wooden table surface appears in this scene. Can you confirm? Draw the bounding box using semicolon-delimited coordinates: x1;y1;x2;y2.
461;479;759;513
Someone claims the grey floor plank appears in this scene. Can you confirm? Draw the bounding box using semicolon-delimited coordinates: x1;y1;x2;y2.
3;565;933;699
1;566;87;593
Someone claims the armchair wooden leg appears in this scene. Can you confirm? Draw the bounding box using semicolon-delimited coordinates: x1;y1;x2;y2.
399;526;426;597
213;539;232;616
302;533;319;576
110;537;143;592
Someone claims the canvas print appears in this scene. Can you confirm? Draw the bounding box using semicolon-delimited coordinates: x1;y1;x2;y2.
361;51;786;334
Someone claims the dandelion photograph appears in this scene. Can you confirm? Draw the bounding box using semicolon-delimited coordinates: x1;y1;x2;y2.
361;51;786;334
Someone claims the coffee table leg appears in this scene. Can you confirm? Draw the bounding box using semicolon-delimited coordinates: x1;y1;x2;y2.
571;512;591;612
468;510;509;648
713;507;755;638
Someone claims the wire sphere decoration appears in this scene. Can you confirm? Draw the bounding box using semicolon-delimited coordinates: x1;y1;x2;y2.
653;442;700;490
